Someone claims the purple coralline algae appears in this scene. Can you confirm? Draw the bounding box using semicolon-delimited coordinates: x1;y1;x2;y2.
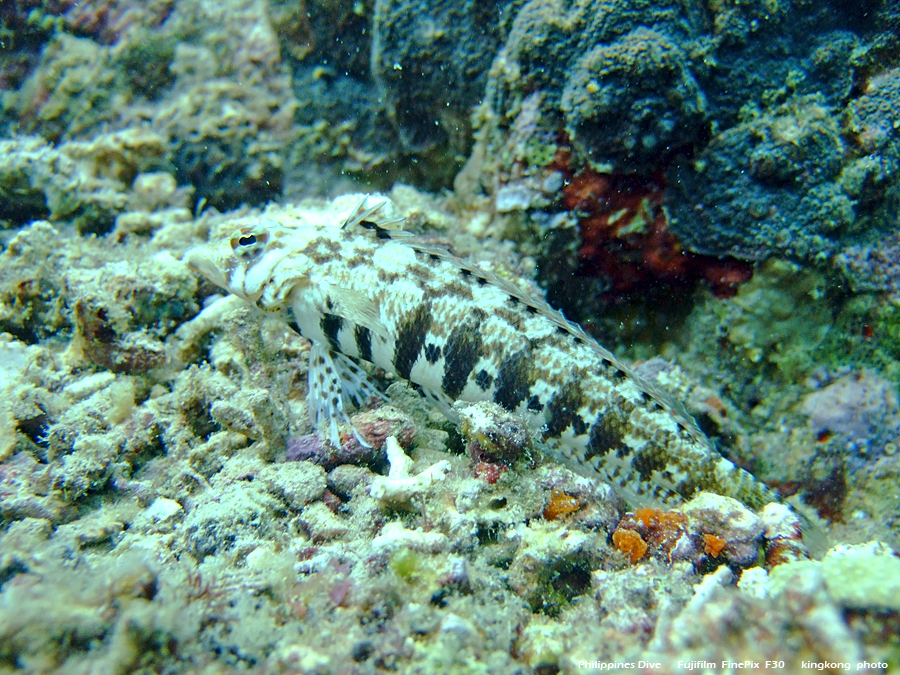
801;370;900;454
1;1;900;673
286;405;416;471
836;232;900;297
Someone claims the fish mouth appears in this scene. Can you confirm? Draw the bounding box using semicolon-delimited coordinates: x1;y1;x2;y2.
184;249;229;291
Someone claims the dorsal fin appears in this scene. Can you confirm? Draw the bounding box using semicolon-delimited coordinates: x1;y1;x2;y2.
341;198;408;238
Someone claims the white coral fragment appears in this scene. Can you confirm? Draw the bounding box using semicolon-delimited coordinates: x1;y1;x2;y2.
145;498;183;523
371;521;449;553
369;436;450;503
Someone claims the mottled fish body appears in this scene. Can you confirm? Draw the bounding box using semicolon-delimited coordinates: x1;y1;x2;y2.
186;195;779;512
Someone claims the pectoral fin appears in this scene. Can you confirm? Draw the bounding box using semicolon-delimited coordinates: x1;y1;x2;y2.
307;343;382;448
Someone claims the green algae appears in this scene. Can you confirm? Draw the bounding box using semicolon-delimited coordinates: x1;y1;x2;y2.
716;259;832;378
1;1;899;672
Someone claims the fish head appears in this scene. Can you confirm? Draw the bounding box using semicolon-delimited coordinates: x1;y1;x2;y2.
185;221;316;310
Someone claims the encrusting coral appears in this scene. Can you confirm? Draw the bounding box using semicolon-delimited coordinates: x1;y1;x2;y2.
1;0;899;672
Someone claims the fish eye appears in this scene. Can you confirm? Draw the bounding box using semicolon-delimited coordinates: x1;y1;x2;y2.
230;229;268;252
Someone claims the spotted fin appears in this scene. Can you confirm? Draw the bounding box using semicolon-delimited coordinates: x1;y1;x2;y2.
333;350;386;408
419;385;458;424
308;343;379;448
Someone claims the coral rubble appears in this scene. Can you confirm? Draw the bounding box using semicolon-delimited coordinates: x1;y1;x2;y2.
1;0;899;672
